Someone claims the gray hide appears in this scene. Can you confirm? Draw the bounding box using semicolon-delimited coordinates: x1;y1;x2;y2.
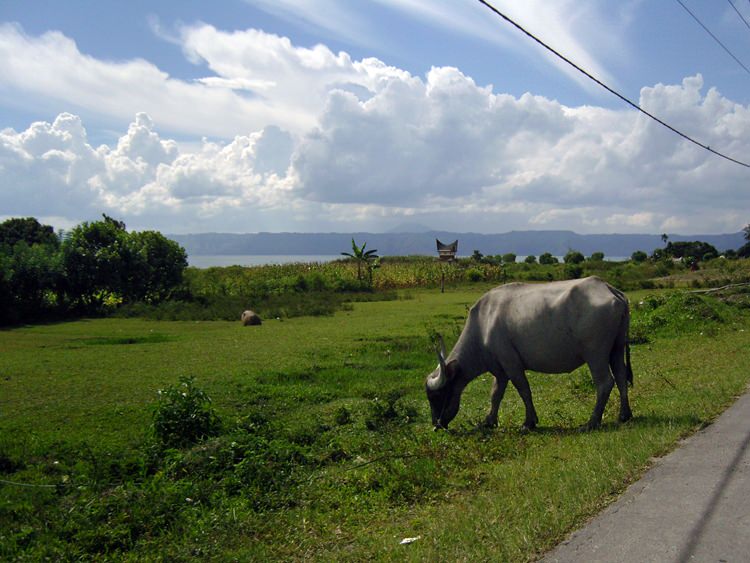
425;276;633;431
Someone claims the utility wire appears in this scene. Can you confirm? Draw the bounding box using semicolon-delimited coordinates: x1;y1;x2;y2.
676;0;750;76
727;0;750;33
475;0;750;169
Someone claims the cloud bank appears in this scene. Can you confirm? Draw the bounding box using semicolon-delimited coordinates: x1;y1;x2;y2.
1;23;748;234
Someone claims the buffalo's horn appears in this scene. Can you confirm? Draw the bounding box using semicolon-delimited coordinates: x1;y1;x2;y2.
437;334;447;359
427;335;448;391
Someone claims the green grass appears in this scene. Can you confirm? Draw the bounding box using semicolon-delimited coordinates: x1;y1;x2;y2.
1;286;749;560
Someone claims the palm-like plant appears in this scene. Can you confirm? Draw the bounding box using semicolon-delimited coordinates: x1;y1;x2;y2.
341;238;379;283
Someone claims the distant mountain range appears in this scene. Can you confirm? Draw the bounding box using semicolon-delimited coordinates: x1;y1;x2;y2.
169;230;746;258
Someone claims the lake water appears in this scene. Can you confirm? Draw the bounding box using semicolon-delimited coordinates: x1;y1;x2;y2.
188;255;342;268
187;254;631;268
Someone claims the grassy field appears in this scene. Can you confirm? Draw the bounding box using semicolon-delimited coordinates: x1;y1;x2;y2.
1;282;750;560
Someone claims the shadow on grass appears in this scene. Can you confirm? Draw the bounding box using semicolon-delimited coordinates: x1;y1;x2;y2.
449;412;706;438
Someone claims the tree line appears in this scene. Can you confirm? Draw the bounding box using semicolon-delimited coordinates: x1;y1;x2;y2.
0;215;187;325
473;229;750;268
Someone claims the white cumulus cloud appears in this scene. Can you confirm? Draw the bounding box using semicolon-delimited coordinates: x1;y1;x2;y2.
1;20;748;235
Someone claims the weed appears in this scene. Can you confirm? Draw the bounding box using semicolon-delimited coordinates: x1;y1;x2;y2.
364;390;420;430
151;376;222;449
333;405;353;425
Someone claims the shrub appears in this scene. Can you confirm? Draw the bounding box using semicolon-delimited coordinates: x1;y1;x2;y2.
502;253;517;264
465;268;484;282
564;250;585;264
334;405;353;425
539;252;558;265
152;376;222;448
364;390;419;430
564;264;584;279
631;250;648;263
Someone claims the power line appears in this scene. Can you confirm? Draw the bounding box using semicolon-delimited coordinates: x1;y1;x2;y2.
475;0;750;169
676;0;750;76
727;0;750;33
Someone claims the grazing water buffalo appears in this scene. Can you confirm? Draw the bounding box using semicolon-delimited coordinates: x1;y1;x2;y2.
426;276;633;431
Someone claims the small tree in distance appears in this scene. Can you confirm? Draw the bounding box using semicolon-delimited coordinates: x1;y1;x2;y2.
539;252;558;265
341;238;379;284
564;250;585;265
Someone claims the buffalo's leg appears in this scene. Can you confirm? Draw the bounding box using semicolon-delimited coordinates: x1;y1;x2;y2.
610;357;632;423
508;370;538;430
611;325;633;423
582;359;615;431
484;372;509;427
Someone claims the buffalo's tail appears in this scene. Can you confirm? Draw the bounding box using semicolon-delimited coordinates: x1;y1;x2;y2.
625;338;633;386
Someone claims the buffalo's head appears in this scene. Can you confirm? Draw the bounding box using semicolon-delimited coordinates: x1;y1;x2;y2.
425;334;463;430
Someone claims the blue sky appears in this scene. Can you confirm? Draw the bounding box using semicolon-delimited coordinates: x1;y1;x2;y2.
1;0;749;234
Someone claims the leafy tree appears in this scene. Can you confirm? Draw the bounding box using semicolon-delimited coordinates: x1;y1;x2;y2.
0;242;63;324
471;249;484;262
564;250;585;265
631;250;648;263
743;224;750;241
0;217;58;248
738;242;750;258
124;230;187;302
341;238;379;284
665;241;718;262
589;251;605;262
539;252;558;265
61;216;131;309
524;255;537;264
0;218;62;324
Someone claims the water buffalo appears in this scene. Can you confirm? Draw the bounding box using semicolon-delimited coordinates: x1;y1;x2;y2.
241;310;262;326
426;276;633;431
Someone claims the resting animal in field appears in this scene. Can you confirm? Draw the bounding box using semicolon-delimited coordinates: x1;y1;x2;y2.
425;276;633;431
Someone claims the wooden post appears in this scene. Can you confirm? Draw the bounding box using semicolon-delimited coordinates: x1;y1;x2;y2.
436;239;458;294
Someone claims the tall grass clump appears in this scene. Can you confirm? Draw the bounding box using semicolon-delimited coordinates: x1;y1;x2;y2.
152;376;222;448
630;290;738;343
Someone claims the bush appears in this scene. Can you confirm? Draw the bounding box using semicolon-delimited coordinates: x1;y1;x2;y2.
152;377;222;448
465;268;484;282
364;391;419;430
539;252;558;265
564;250;585;264
501;253;517;264
564;264;584;279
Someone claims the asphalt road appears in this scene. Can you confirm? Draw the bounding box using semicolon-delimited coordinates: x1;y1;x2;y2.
541;387;750;563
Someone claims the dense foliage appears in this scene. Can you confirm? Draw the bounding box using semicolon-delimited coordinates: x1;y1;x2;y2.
3;214;750;326
0;215;187;324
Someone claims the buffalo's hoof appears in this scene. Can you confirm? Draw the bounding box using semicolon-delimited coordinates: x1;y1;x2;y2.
619;411;633;423
578;421;601;432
